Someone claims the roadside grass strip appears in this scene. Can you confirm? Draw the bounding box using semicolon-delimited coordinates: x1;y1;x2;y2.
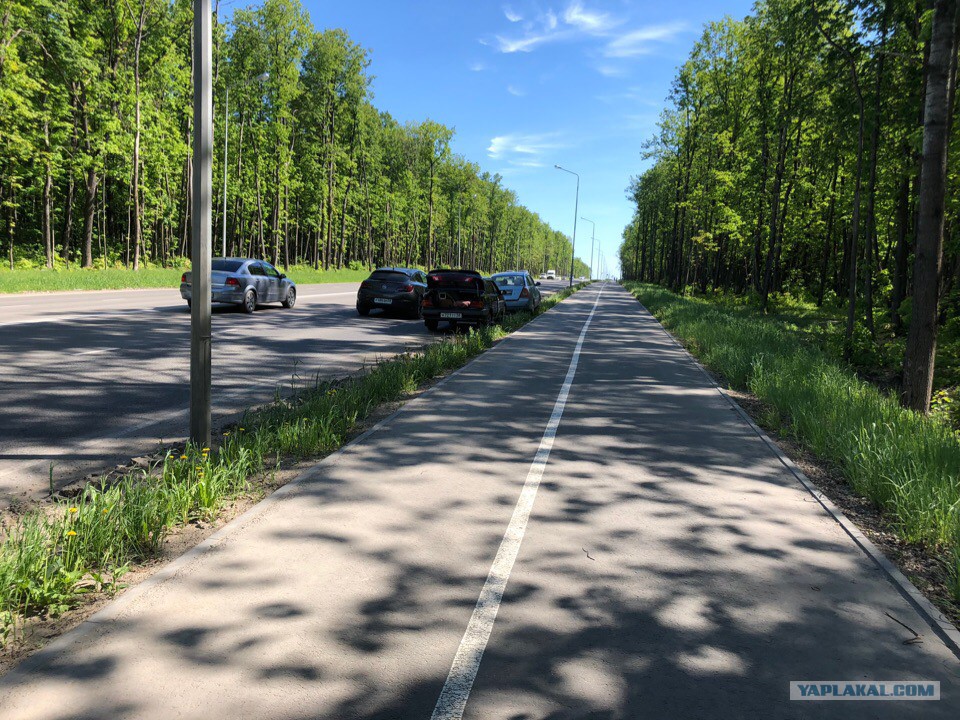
625;282;960;601
0;265;370;294
0;283;588;645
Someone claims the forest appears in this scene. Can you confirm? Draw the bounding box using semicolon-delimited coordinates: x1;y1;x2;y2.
619;0;960;416
0;0;585;279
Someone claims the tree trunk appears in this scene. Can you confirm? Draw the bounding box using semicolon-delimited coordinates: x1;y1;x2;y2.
890;172;912;332
82;166;100;268
902;0;960;413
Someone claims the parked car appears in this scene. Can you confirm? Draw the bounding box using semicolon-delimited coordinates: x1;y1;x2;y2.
491;271;542;313
422;269;506;331
180;258;296;313
546;269;557;279
357;267;427;318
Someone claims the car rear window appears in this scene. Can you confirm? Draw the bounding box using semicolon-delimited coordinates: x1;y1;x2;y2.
494;275;524;286
369;271;410;282
212;259;244;272
427;272;484;291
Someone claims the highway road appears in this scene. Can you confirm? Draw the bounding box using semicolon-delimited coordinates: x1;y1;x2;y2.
0;280;568;500
1;283;956;718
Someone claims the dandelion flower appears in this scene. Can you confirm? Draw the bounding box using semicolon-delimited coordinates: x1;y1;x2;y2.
223;432;230;437
66;530;77;537
180;455;188;460
239;427;245;432
69;507;78;513
202;447;210;452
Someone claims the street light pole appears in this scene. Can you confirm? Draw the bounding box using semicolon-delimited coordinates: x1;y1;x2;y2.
580;216;595;280
191;0;213;446
554;164;579;287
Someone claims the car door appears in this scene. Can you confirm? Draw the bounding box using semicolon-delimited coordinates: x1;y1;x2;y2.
527;273;541;306
262;262;283;302
247;262;269;302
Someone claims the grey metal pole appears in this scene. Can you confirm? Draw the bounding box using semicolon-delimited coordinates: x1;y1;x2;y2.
222;86;229;258
554;165;579;287
580;216;594;280
191;0;213;447
457;192;461;268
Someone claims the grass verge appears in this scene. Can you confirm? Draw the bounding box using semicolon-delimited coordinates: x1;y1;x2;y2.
625;282;960;602
0;282;588;646
0;265;370;294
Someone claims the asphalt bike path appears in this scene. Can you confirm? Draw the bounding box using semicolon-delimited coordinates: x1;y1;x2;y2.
0;282;957;719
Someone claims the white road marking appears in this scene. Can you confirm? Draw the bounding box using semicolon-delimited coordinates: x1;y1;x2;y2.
77;348;113;356
431;283;605;720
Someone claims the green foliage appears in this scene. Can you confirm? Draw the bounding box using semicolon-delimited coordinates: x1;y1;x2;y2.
618;0;959;413
0;0;585;278
628;282;960;599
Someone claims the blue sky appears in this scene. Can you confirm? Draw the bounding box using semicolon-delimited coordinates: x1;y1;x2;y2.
297;0;755;275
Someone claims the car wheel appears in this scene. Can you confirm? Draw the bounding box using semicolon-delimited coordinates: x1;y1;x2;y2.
242;289;257;314
186;299;192;309
282;287;296;309
425;319;438;331
357;303;370;316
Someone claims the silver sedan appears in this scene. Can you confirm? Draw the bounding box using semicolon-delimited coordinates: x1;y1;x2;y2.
180;258;297;313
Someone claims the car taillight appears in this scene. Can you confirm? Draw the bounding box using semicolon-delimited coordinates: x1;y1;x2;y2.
422;297;433;307
181;273;187;283
400;284;414;292
467;299;485;309
520;287;530;298
225;277;241;287
361;280;373;289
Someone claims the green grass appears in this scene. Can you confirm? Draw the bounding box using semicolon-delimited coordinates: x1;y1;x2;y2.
0;282;588;644
625;282;960;601
0;265;371;294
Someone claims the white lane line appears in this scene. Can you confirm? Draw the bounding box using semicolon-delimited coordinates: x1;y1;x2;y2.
431;283;605;720
77;348;114;356
297;291;356;299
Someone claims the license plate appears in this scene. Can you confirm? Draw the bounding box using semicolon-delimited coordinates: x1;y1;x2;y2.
374;297;393;305
440;312;462;319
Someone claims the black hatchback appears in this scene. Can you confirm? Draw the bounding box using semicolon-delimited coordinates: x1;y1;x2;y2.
422;269;506;331
357;267;428;318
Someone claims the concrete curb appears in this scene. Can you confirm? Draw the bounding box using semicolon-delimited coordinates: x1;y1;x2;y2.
0;283;597;682
630;291;960;664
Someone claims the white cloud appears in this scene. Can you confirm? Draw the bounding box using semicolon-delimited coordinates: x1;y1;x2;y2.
507;84;526;96
487;132;566;163
495;32;560;53
604;22;688;58
488;3;684;60
503;5;522;22
596;64;627;77
470;61;486;72
562;1;618;34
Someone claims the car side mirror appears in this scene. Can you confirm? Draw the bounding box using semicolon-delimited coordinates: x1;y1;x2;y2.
279;274;286;280
535;282;541;286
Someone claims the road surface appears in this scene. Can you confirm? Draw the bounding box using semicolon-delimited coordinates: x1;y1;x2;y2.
0;282;956;719
0;280;567;499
